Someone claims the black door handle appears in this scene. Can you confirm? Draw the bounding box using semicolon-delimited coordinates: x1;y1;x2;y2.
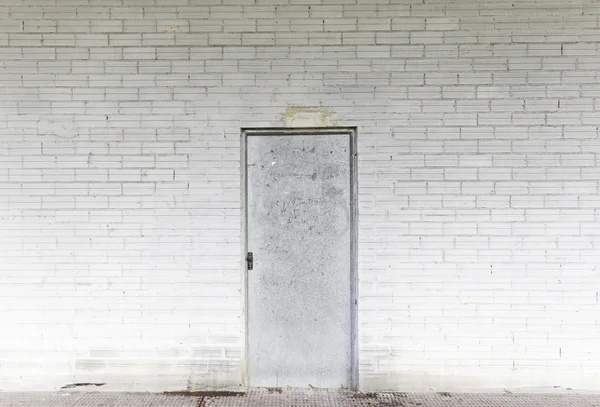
246;252;253;270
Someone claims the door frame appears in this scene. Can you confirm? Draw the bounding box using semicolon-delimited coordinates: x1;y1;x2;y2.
240;127;358;389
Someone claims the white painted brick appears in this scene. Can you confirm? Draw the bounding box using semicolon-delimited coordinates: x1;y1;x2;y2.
324;18;356;32
123;47;156;60
2;0;600;395
89;47;122;60
109;34;142;46
91;19;124;33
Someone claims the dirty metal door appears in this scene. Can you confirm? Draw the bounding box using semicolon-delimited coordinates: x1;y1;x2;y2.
246;132;353;388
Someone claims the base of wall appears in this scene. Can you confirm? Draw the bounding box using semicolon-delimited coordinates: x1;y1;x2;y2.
360;369;600;394
0;372;242;392
4;369;600;394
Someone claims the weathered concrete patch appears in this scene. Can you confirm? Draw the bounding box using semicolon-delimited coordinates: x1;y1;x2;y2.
281;106;336;127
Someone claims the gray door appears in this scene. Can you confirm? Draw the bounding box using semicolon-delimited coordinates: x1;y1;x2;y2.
246;133;353;388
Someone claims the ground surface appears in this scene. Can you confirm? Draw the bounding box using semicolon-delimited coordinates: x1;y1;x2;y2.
1;390;600;407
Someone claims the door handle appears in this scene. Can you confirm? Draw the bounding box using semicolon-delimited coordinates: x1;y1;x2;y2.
246;252;253;270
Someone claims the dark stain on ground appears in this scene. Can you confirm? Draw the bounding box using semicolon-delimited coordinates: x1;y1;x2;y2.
164;391;246;407
163;391;246;397
350;392;425;406
352;392;378;398
370;400;404;407
437;392;452;397
61;383;105;389
165;391;429;407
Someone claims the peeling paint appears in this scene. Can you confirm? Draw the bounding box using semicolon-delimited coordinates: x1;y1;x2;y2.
39;118;77;139
281;106;336;128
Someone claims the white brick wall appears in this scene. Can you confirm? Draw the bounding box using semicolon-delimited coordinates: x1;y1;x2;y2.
1;0;600;393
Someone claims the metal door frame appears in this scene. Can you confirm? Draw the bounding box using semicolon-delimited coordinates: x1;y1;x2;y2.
240;127;358;389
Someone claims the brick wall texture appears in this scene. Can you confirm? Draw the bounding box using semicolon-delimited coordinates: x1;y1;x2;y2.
1;0;600;392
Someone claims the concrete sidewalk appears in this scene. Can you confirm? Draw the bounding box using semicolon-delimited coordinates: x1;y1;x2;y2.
1;389;600;407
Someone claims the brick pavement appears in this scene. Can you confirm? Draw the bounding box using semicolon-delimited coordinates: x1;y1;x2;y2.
1;390;599;407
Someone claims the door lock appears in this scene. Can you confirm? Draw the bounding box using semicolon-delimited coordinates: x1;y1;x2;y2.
246;252;253;270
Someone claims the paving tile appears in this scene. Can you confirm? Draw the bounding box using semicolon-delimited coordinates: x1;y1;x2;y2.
1;390;599;407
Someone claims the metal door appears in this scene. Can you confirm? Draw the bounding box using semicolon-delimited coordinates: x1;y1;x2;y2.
245;129;355;388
